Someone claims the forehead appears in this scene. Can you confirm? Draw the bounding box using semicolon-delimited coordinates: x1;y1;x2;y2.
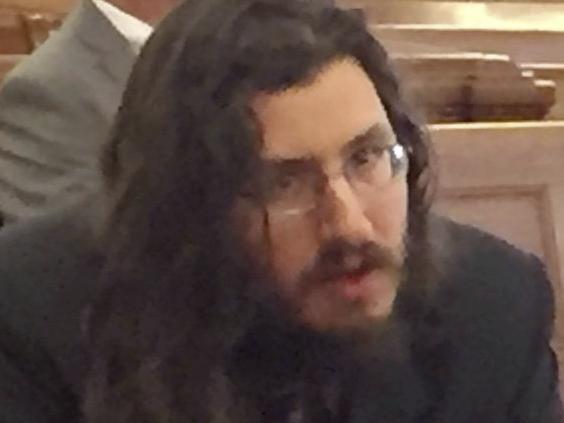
251;58;396;161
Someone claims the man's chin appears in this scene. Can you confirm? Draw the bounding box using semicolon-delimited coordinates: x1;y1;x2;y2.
303;308;392;339
298;269;400;334
298;306;407;363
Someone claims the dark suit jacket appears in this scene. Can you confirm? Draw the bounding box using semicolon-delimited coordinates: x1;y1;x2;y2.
0;209;559;422
347;217;562;423
0;203;102;422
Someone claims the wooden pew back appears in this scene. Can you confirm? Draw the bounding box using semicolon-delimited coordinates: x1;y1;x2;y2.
374;25;564;66
0;10;29;54
392;53;555;122
0;8;62;54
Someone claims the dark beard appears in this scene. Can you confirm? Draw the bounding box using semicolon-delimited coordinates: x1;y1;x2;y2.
224;300;412;423
217;212;439;423
84;208;438;423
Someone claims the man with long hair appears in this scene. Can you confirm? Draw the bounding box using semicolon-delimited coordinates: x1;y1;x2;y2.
55;0;560;421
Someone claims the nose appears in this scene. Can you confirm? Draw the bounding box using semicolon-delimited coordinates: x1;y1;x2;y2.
318;175;373;243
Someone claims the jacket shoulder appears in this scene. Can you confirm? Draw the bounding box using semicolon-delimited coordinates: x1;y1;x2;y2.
430;215;553;347
432;214;553;352
433;215;549;301
425;218;559;421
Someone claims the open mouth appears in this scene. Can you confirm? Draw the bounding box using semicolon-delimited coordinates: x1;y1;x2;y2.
330;266;389;301
337;268;370;286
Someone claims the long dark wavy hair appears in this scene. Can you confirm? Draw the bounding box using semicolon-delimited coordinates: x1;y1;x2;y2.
84;0;437;422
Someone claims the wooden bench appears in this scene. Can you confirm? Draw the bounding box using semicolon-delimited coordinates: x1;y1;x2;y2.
392;53;555;122
21;11;63;49
521;63;564;120
0;10;30;54
0;9;63;54
0;0;71;13
373;25;564;66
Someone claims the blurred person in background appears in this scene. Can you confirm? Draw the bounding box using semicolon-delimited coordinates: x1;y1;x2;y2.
0;0;179;224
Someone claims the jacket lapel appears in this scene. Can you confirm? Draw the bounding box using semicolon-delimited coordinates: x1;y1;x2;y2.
70;0;137;86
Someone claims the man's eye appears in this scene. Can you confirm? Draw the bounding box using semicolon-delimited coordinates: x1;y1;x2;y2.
275;174;296;191
350;146;381;167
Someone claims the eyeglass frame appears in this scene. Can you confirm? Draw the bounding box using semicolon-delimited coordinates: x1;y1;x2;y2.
240;142;411;219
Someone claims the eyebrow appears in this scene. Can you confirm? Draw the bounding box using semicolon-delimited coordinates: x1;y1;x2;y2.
342;124;392;155
263;124;393;169
263;156;317;172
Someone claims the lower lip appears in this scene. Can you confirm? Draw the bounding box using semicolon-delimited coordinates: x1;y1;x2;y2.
336;271;379;300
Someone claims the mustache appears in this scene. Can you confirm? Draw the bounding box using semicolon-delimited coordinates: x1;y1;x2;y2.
300;238;402;286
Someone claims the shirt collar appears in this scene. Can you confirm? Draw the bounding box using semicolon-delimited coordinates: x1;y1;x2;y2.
91;0;153;53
